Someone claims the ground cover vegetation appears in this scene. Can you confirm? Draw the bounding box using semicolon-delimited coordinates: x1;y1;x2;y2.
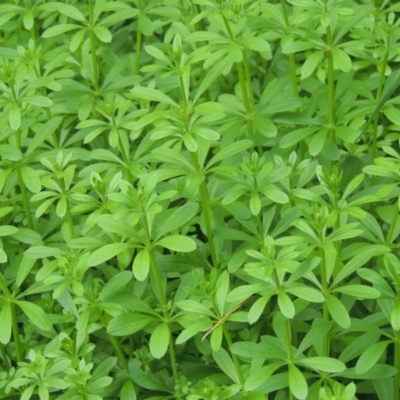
1;0;400;399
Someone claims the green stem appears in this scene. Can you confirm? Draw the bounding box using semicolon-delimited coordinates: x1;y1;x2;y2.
222;325;245;387
220;13;254;137
0;344;10;370
326;25;335;140
88;0;99;93
283;317;293;362
319;244;330;357
280;0;298;97
236;61;254;137
142;213;180;385
99;313;128;369
190;153;218;268
373;48;390;159
33;65;59;148
135;0;143;74
243;50;255;108
394;330;400;400
386;205;398;245
16;162;34;230
199;181;217;269
15;129;34;229
0;273;22;362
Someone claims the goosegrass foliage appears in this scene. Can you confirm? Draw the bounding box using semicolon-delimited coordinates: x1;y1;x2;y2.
2;0;400;399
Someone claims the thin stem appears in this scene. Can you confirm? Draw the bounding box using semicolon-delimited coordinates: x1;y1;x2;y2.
190;153;218;268
326;25;335;140
135;0;143;74
394;330;400;400
283;317;293;362
15;129;34;229
0;273;22;362
88;0;100;93
242;50;255;108
222;325;245;387
220;13;254;137
16;162;34;230
33;65;59;148
386;205;398;245
373;48;390;159
99;313;128;369
142;212;180;386
280;0;298;97
319;244;330;357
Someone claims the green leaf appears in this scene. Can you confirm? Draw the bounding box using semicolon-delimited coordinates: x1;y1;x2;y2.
296;319;332;355
250;192;261;215
132;248;150;281
59;4;86;21
152;148;195;171
325;293;351;328
177;300;215;318
301;50;324;79
107;313;154;336
296;357;345;373
23;95;53;107
280;127;319;148
0;303;12;344
391;301;400;330
206;140;253;168
355;341;391;374
99;271;132;301
0;225;18;236
194;61;226;104
245;364;281;391
156;235;196;252
212;347;240;384
333;285;381;299
333;247;376;285
130;87;178;107
278;291;295;319
332;48;352;72
326;223;363;242
120;380;137;400
9;103;20;130
288;363;308;400
175;318;212;344
24;246;65;259
241;37;270;52
149;323;170;359
88;243;135;266
308;129;326;156
285;285;324;303
42;24;81;37
16;300;52;331
93;26;112;43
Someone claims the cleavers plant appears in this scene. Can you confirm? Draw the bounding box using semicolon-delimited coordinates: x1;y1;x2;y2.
3;0;400;399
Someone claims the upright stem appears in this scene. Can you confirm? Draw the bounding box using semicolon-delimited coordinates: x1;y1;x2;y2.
394;330;400;400
373;48;390;159
222;325;245;387
386;205;398;245
99;313;128;369
190;153;218;269
142;212;180;386
0;273;22;362
280;0;298;97
221;13;254;137
15;129;34;229
326;24;335;140
319;244;330;357
88;0;99;93
135;0;143;74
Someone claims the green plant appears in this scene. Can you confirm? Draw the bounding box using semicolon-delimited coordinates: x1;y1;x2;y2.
2;0;400;399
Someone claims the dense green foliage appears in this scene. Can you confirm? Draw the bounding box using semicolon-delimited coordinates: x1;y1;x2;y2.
1;0;400;399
